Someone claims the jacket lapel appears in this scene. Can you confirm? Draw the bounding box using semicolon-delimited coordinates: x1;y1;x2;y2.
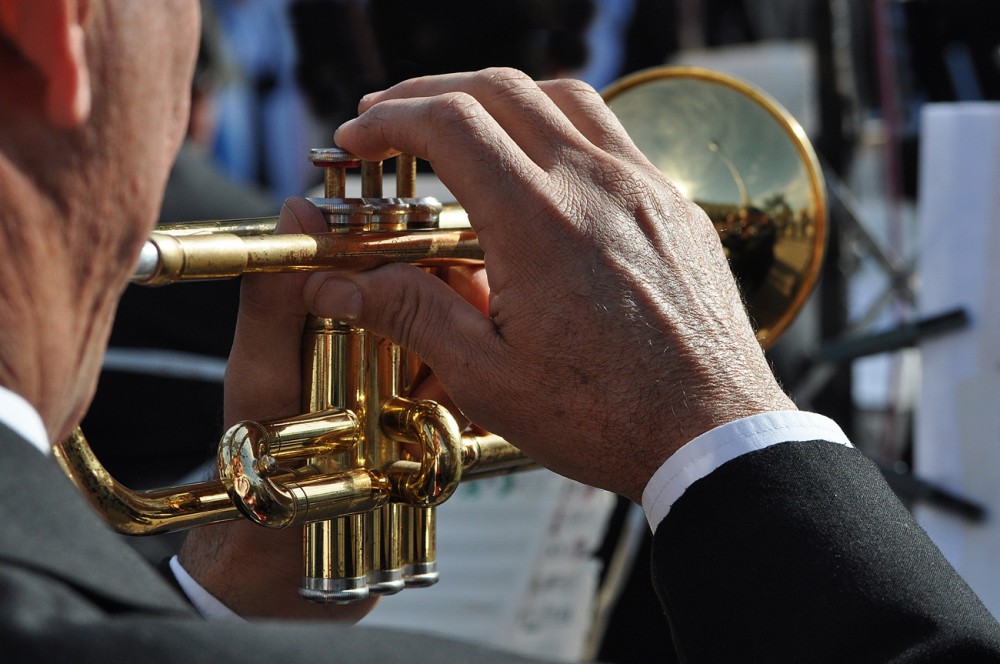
0;424;193;615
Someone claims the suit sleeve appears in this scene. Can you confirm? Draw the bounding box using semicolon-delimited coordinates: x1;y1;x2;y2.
649;440;1000;662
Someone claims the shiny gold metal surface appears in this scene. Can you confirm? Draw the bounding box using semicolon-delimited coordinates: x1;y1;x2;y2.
53;429;239;535
54;66;826;604
603;67;826;348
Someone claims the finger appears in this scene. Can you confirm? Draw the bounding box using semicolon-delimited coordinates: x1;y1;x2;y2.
223;198;326;426
399;266;487;385
303;264;502;407
405;265;490;430
336;92;549;247
537;78;648;163
440;265;490;315
410;372;468;430
353;69;590;169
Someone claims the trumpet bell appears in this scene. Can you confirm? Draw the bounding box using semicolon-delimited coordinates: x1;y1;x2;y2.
603;67;826;349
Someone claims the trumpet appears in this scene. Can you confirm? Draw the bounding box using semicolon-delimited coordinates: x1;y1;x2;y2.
54;67;826;604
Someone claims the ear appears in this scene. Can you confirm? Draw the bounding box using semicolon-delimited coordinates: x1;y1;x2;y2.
0;0;91;127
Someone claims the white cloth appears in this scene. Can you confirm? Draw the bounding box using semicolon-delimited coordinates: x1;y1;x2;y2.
641;410;853;532
0;383;49;454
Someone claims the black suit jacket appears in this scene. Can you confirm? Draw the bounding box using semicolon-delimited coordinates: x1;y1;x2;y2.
653;440;1000;662
2;424;998;662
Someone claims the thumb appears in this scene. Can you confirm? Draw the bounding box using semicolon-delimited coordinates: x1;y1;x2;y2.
224;198;326;427
304;264;502;398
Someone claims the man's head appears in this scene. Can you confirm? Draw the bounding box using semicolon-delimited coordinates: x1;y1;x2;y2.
0;0;200;440
0;0;200;241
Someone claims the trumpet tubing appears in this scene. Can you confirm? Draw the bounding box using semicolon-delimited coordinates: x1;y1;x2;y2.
134;208;480;286
55;67;826;604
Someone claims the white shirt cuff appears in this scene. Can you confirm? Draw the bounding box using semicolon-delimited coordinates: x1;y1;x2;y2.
0;383;49;454
641;410;853;533
169;555;244;621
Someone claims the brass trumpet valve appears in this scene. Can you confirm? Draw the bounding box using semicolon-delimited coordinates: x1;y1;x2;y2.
217;409;393;529
309;147;360;199
309;147;419;202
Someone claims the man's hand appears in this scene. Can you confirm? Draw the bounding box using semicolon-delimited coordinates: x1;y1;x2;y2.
306;68;795;503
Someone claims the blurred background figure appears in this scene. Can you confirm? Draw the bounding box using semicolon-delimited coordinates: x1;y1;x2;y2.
209;0;320;202
291;0;596;132
163;2;278;223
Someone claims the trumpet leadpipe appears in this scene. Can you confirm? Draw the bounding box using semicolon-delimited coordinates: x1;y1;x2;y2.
134;197;479;286
134;226;482;285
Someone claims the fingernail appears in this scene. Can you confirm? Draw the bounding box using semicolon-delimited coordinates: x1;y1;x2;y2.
314;277;363;321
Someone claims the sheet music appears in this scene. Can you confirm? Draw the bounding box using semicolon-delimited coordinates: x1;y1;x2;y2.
361;469;616;662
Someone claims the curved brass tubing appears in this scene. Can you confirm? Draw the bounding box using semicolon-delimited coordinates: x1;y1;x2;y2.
381;396;464;507
54;412;529;537
218;409;392;528
54;429;239;536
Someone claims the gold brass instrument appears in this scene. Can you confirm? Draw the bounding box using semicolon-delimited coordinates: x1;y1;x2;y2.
54;67;826;604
